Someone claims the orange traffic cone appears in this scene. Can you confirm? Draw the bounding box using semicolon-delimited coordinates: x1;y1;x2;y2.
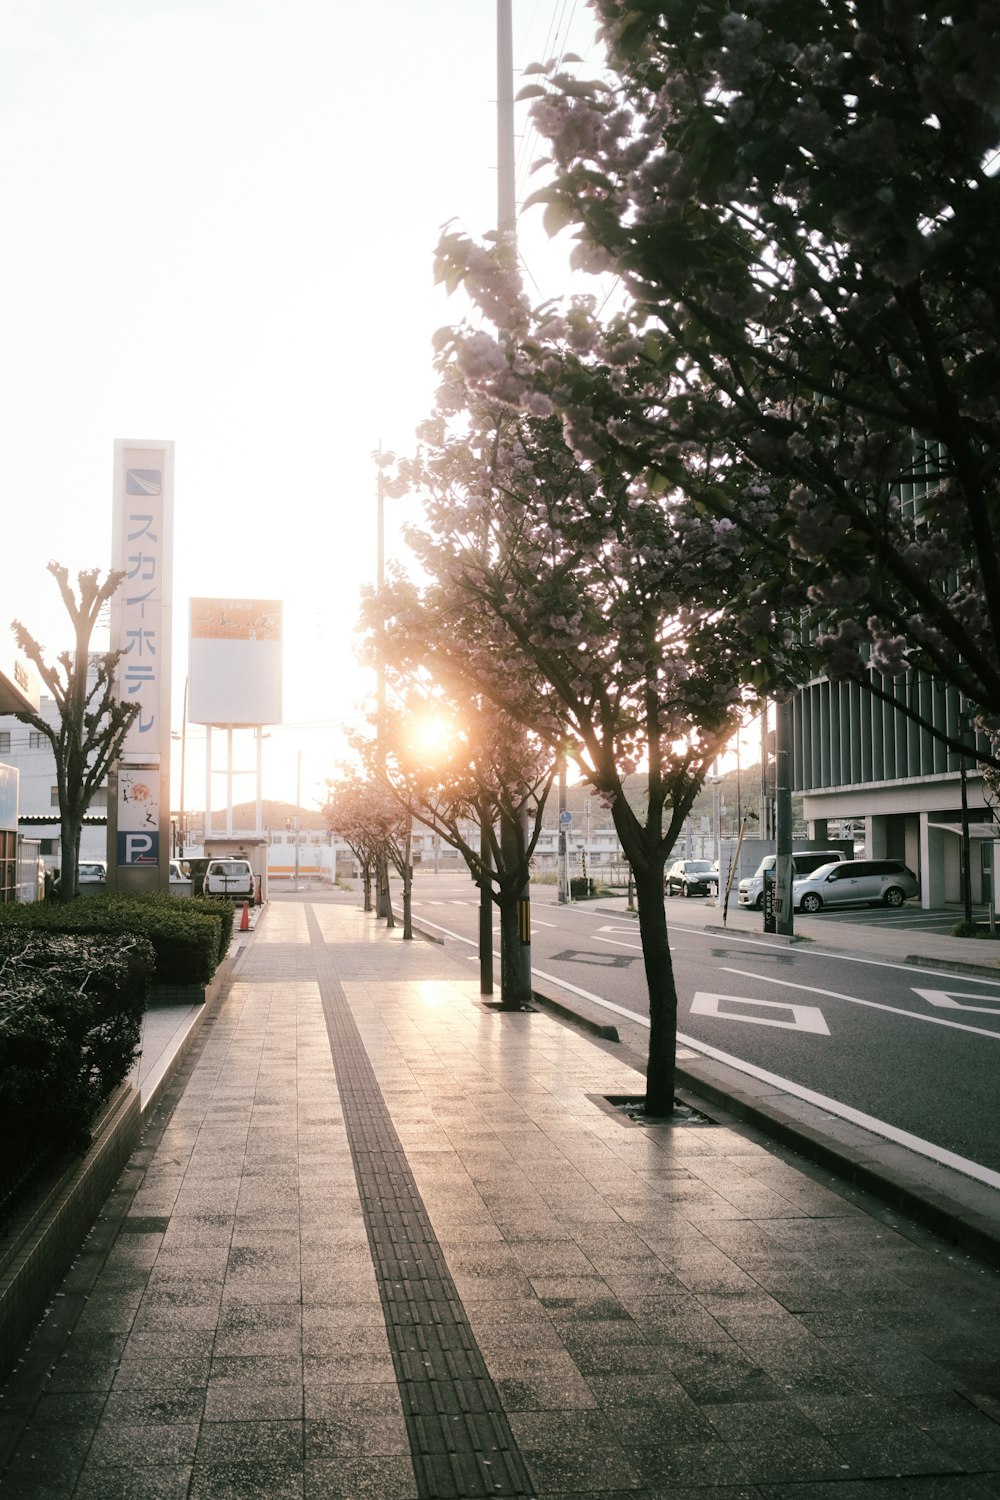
239;902;250;932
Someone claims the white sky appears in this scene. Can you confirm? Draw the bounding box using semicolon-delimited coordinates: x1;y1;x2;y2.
2;0;601;810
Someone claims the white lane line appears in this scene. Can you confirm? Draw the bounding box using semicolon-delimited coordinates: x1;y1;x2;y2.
719;967;1000;1041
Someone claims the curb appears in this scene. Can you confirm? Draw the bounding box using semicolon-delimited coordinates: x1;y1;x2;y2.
140;957;234;1123
903;951;1000;977
530;989;620;1042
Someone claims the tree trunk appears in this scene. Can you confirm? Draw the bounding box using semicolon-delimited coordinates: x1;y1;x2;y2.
402;860;413;940
496;889;531;1010
59;813;81;902
633;863;679;1115
362;862;373;912
382;855;395;928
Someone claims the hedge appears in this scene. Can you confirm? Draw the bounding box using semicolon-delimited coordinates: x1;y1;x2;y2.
0;928;155;1152
0;894;231;986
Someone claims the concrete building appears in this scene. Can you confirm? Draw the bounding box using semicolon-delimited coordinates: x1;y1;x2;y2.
0;695;110;877
791;670;996;910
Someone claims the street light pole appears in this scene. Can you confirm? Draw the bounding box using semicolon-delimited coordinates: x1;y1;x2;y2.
958;711;973;924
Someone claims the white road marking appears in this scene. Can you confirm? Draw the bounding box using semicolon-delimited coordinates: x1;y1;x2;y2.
691;992;829;1035
912;987;1000;1016
719;967;1000;1041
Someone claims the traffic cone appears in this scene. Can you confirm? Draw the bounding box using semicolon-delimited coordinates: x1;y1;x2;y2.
239;902;250;932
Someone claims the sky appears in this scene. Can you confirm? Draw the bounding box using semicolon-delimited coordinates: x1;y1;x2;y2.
1;0;602;811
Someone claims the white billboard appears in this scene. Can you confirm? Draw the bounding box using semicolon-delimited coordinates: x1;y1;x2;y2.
188;598;283;727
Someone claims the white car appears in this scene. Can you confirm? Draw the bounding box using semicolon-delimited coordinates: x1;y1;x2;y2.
793;859;919;913
203;858;255;903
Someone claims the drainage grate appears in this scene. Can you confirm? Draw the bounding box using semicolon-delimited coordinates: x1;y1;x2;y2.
306;907;536;1500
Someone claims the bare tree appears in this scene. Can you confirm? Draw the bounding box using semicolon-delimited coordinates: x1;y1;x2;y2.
11;564;137;902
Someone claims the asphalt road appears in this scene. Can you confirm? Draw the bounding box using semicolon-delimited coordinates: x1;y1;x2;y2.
407;872;1000;1184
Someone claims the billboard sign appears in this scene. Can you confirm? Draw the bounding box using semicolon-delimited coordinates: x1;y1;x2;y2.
110;440;174;888
188;598;283;726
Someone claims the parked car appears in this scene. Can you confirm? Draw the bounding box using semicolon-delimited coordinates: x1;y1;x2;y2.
738;850;847;910
77;860;107;884
793;859;919;913
203;858;255;904
665;859;717;897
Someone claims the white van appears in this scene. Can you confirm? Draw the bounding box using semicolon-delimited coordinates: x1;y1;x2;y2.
203;858;255;903
738;850;846;909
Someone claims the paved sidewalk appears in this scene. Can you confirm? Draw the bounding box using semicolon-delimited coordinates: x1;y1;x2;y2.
2;896;999;1497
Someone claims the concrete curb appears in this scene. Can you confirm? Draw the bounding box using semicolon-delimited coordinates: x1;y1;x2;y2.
140;957;234;1123
531;988;620;1042
903;951;1000;977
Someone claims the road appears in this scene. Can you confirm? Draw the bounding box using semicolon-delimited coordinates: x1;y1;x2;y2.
405;872;1000;1185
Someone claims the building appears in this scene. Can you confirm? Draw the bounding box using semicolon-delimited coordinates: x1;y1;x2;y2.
0;694;109;877
791;670;996;909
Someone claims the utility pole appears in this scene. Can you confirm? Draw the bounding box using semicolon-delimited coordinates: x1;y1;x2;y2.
774;699;794;936
293;748;301;893
375;452;389;920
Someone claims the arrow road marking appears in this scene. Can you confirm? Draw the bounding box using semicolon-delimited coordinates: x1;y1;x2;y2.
691;991;830;1034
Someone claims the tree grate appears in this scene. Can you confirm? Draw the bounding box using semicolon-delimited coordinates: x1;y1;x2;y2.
305;906;537;1500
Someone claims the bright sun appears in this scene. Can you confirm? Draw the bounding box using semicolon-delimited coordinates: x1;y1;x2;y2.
411;715;454;760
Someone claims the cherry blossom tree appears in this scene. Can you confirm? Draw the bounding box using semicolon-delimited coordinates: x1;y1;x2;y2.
370;696;557;1010
322;770;413;934
11;564;138;903
436;0;1000;769
368;382;788;1113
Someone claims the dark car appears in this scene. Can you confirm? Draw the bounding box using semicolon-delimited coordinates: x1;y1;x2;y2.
665;858;717;898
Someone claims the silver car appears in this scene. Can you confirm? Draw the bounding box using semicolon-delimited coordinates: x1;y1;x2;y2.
793;859;919;913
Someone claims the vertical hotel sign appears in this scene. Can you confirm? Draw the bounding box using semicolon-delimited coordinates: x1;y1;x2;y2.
110;441;174;873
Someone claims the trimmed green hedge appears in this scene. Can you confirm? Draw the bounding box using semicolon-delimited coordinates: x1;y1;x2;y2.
0;928;155;1150
0;894;231;986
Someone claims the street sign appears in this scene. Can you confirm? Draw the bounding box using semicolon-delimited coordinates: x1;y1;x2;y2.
559;810;573;825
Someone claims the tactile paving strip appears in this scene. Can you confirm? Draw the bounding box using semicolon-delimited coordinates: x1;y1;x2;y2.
306;907;536;1500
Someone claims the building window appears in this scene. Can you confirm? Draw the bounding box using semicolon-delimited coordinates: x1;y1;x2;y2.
0;732;9;754
51;786;60;807
29;731;45;749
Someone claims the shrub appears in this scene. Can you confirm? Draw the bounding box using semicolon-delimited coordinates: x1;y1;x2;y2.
0;928;155;1150
0;893;228;985
950;918;995;940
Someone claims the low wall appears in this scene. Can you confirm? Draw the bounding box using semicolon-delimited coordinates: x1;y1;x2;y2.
0;955;232;1385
